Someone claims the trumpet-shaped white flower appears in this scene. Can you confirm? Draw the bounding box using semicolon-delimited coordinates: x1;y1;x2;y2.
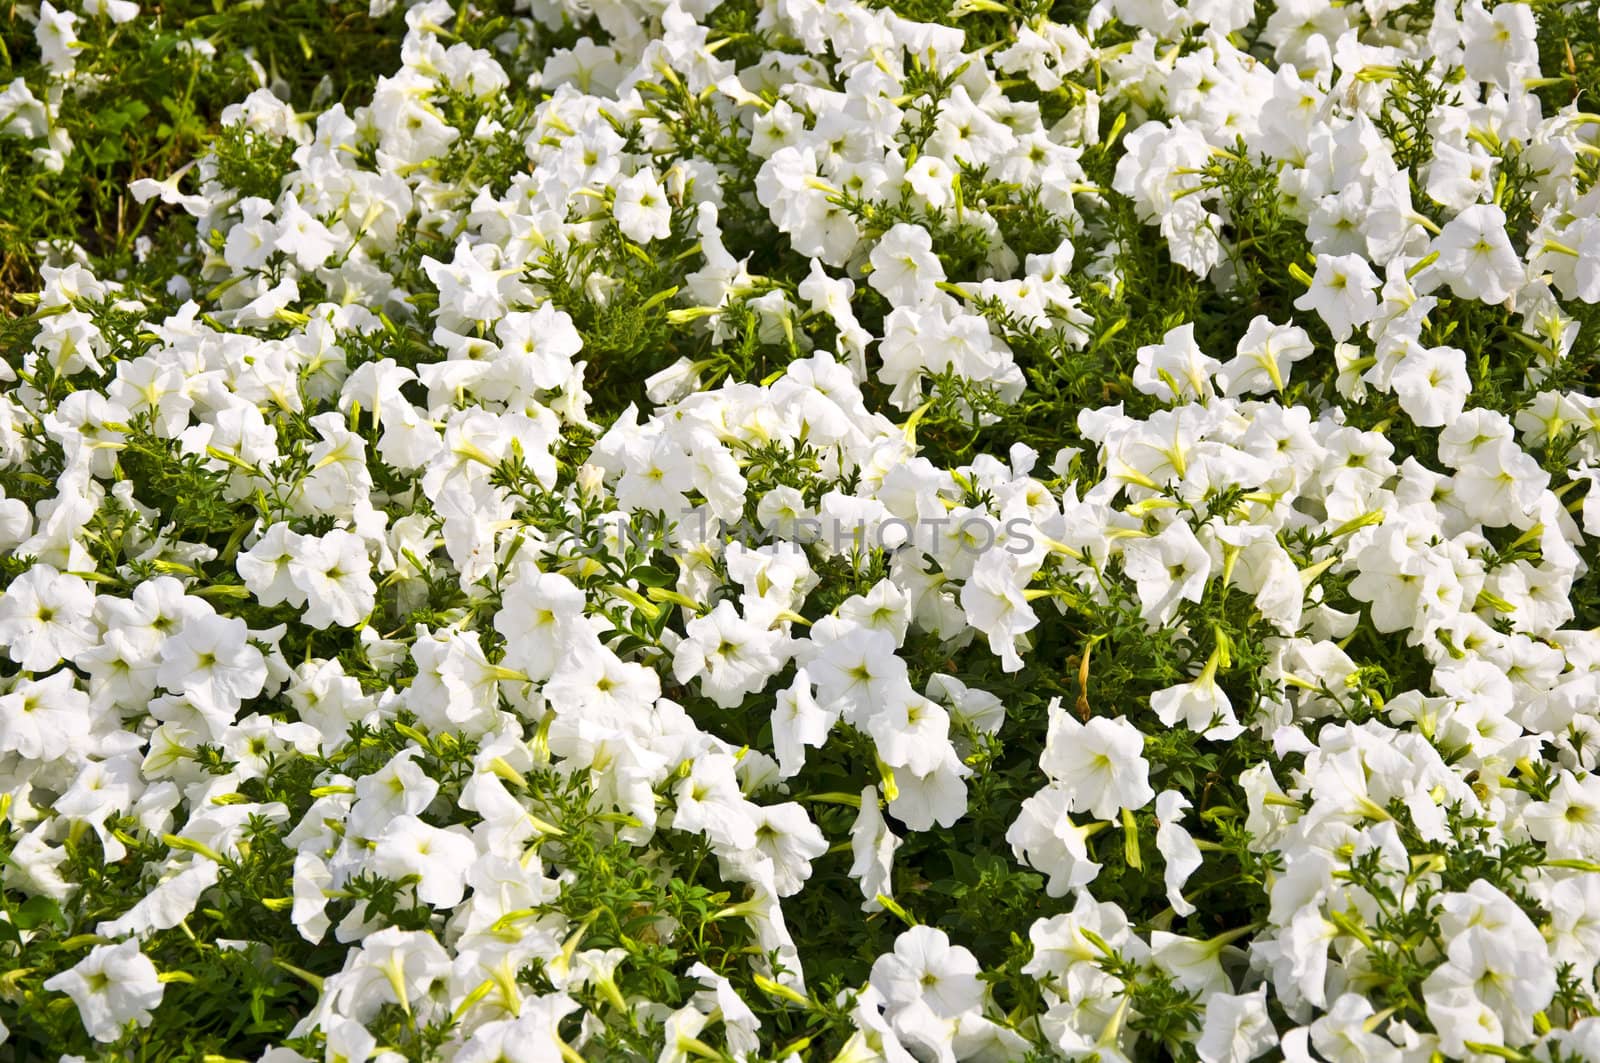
1294;253;1379;340
0;563;97;671
1121;519;1212;626
288;529;377;629
672;600;787;708
1431;204;1523;305
43;941;164;1043
870;926;984;1020
371;815;478;908
868;223;945;306
156;613;267;716
613;170;672;243
1039;703;1155;820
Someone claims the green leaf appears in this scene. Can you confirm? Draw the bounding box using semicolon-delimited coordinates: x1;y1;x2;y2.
13;896;66;933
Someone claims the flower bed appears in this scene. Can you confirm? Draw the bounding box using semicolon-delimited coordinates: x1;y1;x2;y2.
3;0;1600;1059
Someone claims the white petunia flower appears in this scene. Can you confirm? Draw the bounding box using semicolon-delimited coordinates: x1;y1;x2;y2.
43;941;164;1043
1039;702;1155;820
613;170;673;243
288;529;377;629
